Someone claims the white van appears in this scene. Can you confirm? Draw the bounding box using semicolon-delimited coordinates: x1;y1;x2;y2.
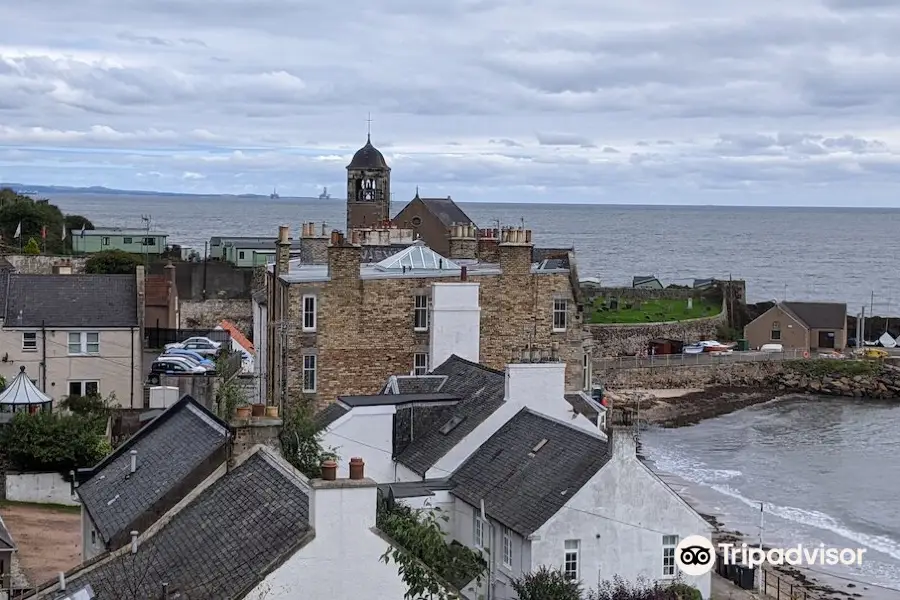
759;343;783;353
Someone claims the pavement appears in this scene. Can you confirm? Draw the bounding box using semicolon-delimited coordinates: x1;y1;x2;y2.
712;573;759;600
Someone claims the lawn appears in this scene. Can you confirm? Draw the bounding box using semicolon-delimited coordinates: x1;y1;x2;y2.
589;296;721;324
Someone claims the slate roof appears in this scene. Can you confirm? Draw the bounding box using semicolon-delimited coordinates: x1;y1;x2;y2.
348;135;389;169
313;403;349;431
633;275;660;287
0;256;12;272
533;247;572;264
782;302;847;330
361;244;407;263
338;392;459;408
76;395;229;547
3;274;138;327
378;478;454;500
59;449;313;600
394;355;506;476
0;514;15;550
564;392;601;425
394;375;448;394
420;196;474;228
449;408;610;537
0;271;8;318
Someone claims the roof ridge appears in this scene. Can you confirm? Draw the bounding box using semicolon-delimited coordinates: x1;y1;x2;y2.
519;407;607;441
443;354;505;377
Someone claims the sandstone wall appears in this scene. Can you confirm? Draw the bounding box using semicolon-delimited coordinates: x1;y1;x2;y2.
181;299;252;334
597;361;783;389
588;309;727;357
4;254;88;274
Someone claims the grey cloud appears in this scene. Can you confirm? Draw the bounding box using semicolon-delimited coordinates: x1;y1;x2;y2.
117;32;172;46
490;139;523;147
535;132;594;147
602;147;619;154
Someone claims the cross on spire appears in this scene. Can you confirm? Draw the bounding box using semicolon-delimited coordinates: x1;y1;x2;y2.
366;113;373;141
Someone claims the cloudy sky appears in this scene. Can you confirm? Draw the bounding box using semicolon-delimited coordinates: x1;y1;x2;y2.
1;0;899;205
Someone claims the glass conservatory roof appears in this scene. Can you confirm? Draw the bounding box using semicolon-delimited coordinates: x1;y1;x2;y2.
375;241;460;271
0;366;52;405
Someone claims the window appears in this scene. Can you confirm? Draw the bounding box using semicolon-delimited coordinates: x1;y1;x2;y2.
411;216;422;227
22;332;37;352
564;539;580;580
502;527;513;567
101;237;110;246
238;251;245;260
68;380;99;397
771;320;781;340
582;351;591;391
302;354;317;392
553;299;568;331
302;295;317;332
662;535;678;577
91;530;96;544
414;353;429;375
68;332;100;354
473;515;484;548
414;294;428;331
123;237;132;244
143;237;156;246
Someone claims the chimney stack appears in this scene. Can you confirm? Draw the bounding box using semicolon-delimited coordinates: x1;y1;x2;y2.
429;282;481;368
129;450;137;474
448;222;478;260
275;225;291;276
349;457;365;480
607;409;637;459
130;530;139;554
321;459;337;481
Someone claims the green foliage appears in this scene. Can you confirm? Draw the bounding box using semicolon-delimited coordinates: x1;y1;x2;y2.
0;189;94;254
588;576;699;600
215;352;247;422
590;296;720;324
84;250;143;274
1;410;111;476
378;501;486;599
278;402;337;479
512;566;583;600
715;323;742;342
783;359;881;378
64;214;94;233
0;374;5;392
23;237;40;255
60;392;111;418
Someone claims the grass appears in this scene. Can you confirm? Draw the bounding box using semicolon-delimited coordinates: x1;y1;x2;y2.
589;296;721;324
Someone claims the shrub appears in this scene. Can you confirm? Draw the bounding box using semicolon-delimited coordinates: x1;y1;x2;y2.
0;411;111;476
783;359;881;378
23;237;40;254
84;250;143;274
588;576;699;600
512;566;583;600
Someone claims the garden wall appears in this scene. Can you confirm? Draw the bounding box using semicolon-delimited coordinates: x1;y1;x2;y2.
5;471;79;506
587;287;700;301
587;308;727;357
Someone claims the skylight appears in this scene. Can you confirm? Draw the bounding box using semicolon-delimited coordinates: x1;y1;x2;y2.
528;438;548;456
375;242;460;271
439;415;465;435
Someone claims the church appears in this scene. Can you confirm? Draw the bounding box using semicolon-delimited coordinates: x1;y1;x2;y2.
344;134;477;256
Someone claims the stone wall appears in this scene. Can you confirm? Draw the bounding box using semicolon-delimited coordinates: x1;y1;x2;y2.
181;299;252;335
588;309;727;357
3;254;88;274
148;260;253;301
588;287;699;301
597;361;783;389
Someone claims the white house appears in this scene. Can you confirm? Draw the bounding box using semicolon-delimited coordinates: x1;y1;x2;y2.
316;280;606;482
215;319;254;374
251;290;267;404
36;439;436;599
0;269;144;408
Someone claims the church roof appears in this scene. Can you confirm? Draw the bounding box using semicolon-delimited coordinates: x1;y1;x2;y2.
347;135;389;170
0;366;51;405
375;241;460;271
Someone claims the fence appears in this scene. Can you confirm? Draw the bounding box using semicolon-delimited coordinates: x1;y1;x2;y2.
144;327;231;349
761;567;810;600
595;349;820;371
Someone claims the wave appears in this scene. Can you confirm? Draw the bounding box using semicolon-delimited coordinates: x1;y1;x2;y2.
647;444;900;563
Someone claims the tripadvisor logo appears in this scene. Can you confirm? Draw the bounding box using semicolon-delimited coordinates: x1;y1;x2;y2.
674;535;867;577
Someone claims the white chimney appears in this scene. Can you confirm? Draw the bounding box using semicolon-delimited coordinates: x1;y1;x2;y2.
504;362;570;417
130;530;139;554
429;282;481;368
608;411;637;460
130;450;137;474
309;458;378;550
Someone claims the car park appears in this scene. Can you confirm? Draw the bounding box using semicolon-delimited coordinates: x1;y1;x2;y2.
164;336;222;356
162;354;216;372
164;348;216;367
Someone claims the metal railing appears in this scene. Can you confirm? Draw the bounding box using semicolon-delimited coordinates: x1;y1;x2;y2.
761;567;810;600
594;349;822;371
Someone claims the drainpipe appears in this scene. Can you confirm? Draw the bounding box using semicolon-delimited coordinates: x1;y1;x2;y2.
41;320;47;392
130;325;136;408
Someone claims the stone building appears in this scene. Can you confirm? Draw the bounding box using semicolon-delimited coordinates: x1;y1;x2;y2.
260;225;591;409
346;134;391;233
392;190;477;256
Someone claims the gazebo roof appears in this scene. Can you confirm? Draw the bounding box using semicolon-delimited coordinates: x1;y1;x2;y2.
0;366;52;405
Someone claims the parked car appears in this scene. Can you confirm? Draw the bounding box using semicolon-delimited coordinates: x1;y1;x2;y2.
164;348;216;367
164;336;222;356
759;343;783;353
161;354;216;372
148;359;207;384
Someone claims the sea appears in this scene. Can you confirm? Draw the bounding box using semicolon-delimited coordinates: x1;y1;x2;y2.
45;193;900;593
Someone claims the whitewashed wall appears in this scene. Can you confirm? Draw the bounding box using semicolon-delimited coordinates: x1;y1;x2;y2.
6;472;79;506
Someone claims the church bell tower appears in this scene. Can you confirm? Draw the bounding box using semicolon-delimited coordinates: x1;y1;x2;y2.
346;133;391;232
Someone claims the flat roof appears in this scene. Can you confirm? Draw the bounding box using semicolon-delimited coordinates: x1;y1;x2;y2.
81;228;168;236
338;392;460;408
276;260;568;283
377;479;454;499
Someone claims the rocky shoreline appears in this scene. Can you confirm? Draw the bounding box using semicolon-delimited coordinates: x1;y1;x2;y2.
609;386;784;427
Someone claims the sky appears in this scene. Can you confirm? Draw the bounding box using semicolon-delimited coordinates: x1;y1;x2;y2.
1;1;900;206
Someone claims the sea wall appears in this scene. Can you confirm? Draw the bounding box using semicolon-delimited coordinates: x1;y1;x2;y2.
3;254;88;274
598;359;900;400
588;309;727;357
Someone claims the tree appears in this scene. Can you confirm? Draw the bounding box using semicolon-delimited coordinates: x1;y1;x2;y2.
0;190;93;253
0;410;111;476
278;402;336;479
512;567;583;600
23;237;40;254
65;214;94;233
0;374;6;391
85;250;143;274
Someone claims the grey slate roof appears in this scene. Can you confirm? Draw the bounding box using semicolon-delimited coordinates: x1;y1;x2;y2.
533;247;572;265
313;403;349;431
420;197;474;227
0;515;15;550
339;392;459;408
3;274;138;327
0;256;12;271
76;395;229;547
348;135;389;169
782;301;847;330
394;355;506;476
449;408;610;537
395;375;448;394
61;450;312;600
378;478;453;500
361;244;408;263
564;392;601;425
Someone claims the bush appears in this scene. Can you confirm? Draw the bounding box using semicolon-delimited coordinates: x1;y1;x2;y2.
512;566;582;600
85;250;143;274
0;374;5;392
589;576;699;600
23;237;40;255
0;411;111;476
783;359;881;378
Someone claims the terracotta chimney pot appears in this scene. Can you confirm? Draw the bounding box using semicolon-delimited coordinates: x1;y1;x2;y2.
321;459;337;481
349;457;365;480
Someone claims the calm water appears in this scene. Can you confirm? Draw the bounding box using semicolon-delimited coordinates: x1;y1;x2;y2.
47;193;900;312
642;397;900;593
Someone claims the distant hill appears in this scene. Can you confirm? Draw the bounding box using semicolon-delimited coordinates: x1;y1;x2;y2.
0;183;271;198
